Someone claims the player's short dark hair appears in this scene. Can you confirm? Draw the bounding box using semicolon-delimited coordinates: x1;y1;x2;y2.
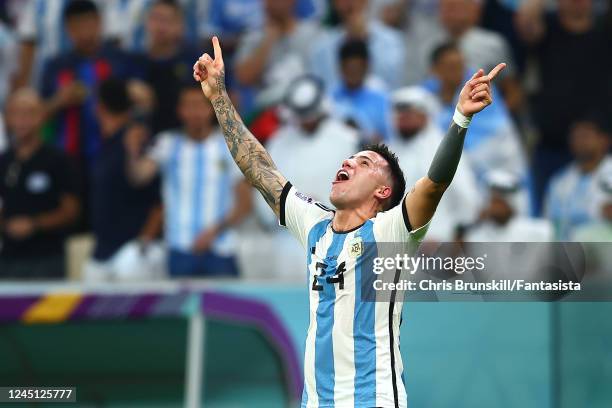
339;38;369;63
98;78;131;114
430;41;459;67
63;0;99;21
363;143;406;211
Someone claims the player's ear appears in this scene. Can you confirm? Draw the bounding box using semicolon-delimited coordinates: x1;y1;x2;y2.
374;185;392;201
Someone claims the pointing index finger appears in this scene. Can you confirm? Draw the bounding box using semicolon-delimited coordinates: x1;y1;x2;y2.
212;36;223;63
487;63;506;81
470;69;484;81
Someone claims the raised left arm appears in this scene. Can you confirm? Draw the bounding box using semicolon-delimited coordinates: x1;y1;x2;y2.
405;64;506;230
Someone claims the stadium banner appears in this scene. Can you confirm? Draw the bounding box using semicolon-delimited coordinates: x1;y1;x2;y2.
357;242;612;301
0;288;303;404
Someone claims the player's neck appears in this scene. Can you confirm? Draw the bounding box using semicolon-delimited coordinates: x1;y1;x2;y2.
332;206;377;233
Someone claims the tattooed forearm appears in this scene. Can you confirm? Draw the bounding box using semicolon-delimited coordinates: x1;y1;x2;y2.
210;71;286;216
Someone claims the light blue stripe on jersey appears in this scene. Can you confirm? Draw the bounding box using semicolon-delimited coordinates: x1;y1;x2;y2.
315;226;347;406
354;221;377;405
193;143;205;238
168;135;183;246
303;219;330;407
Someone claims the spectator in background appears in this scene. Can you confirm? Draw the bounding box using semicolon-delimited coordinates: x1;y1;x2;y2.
573;173;612;242
202;0;266;58
12;0;111;88
139;0;202;134
369;0;442;29
425;42;531;214
234;0;320;110
515;0;611;212
85;78;162;281
544;114;612;240
203;0;323;52
404;0;523;113
40;0;149;169
331;38;392;142
463;170;554;287
127;85;252;277
254;75;358;278
0;21;16;107
104;0;208;53
368;0;409;29
311;0;405;90
387;86;480;242
465;170;553;242
0;89;80;279
0;0;23;26
573;174;612;275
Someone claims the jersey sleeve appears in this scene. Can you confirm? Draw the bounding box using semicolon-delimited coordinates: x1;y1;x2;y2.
279;182;333;248
372;195;430;245
146;132;173;166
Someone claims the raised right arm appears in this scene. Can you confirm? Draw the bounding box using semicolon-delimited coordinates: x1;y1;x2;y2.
193;37;287;217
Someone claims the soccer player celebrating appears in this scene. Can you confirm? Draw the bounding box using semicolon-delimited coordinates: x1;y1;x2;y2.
194;37;504;408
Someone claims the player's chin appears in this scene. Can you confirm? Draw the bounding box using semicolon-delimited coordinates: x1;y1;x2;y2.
329;188;341;205
329;186;348;207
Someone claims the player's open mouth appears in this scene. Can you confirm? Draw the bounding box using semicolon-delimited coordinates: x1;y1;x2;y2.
333;169;350;184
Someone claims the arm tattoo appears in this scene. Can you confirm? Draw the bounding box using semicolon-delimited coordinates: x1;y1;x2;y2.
210;70;286;215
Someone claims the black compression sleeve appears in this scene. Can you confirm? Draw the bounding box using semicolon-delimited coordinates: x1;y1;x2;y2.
427;122;468;184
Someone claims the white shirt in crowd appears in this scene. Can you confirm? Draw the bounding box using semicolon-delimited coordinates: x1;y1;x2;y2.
545;156;612;240
254;117;359;279
465;216;554;243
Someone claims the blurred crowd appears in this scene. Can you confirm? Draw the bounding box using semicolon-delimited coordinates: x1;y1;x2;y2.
0;0;610;281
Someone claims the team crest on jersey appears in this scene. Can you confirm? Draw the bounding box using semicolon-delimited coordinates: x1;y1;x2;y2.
349;237;363;258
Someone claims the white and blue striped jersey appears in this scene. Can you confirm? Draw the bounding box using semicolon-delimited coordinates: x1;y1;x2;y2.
279;183;429;408
148;130;242;255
